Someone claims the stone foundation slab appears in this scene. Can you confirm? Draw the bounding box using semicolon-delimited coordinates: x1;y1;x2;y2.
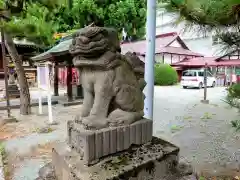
67;118;153;165
52;137;180;180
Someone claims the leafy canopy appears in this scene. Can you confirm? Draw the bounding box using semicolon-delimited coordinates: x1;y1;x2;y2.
2;0;147;47
166;0;239;26
165;0;240;52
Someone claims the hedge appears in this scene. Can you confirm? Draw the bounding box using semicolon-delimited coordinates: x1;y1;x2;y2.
154;63;178;86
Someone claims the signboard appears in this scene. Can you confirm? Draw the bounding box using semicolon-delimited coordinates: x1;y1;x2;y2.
235;68;240;75
25;71;36;86
38;66;48;90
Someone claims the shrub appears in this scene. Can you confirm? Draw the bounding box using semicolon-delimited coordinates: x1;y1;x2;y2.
225;84;240;109
154;63;178;86
227;83;240;99
225;84;240;131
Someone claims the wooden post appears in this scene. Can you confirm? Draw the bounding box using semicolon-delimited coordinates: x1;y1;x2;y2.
53;61;59;96
45;63;53;124
66;61;73;102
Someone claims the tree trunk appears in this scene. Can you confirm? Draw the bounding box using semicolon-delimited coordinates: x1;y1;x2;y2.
4;33;31;115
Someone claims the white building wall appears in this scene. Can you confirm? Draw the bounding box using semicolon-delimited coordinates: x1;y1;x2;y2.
169;40;182;47
155;54;190;64
183;37;213;56
156;8;223;57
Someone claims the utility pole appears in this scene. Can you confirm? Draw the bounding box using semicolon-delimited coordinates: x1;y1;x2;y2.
144;0;157;120
1;27;11;117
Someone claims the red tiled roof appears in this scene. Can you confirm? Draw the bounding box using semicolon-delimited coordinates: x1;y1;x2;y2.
217;59;240;66
121;32;203;57
171;57;217;66
156;46;203;56
172;57;240;67
121;32;179;55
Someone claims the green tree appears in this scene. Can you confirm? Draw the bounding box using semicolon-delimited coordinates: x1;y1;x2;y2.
70;0;147;41
2;0;147;114
7;0;147;45
0;0;60;115
164;0;240;52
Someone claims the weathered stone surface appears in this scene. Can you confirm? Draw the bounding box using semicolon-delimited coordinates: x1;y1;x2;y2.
177;175;197;180
36;162;56;180
52;137;180;180
176;161;194;176
69;26;145;130
67;118;153;165
123;52;145;91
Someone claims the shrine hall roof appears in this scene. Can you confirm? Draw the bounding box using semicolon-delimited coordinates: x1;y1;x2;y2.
31;38;73;62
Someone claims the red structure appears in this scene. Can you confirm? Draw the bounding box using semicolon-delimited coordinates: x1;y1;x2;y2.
58;67;79;86
171;49;240;83
121;32;203;64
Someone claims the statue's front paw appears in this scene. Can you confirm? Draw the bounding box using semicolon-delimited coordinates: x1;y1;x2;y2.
74;114;83;123
108;109;142;126
82;116;108;129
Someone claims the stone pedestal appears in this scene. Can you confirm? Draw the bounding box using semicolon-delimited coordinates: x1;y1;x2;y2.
4;84;20;98
50;119;182;180
67;119;153;165
52;137;180;180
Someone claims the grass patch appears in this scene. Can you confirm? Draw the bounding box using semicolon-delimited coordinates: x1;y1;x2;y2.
231;120;240;131
183;116;192;120
34;127;54;134
170;125;183;133
0;142;10;179
201;112;212;121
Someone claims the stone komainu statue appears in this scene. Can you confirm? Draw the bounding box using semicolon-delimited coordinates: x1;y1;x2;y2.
69;26;145;129
123;51;146;91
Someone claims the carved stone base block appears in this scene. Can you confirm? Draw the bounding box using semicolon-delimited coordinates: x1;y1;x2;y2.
52;137;180;180
67;118;153;165
4;84;20;98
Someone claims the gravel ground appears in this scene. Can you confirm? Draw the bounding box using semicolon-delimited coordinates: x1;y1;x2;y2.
153;86;240;177
0;105;80;180
0;85;239;179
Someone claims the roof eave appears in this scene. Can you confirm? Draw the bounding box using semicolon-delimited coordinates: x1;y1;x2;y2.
31;53;52;62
